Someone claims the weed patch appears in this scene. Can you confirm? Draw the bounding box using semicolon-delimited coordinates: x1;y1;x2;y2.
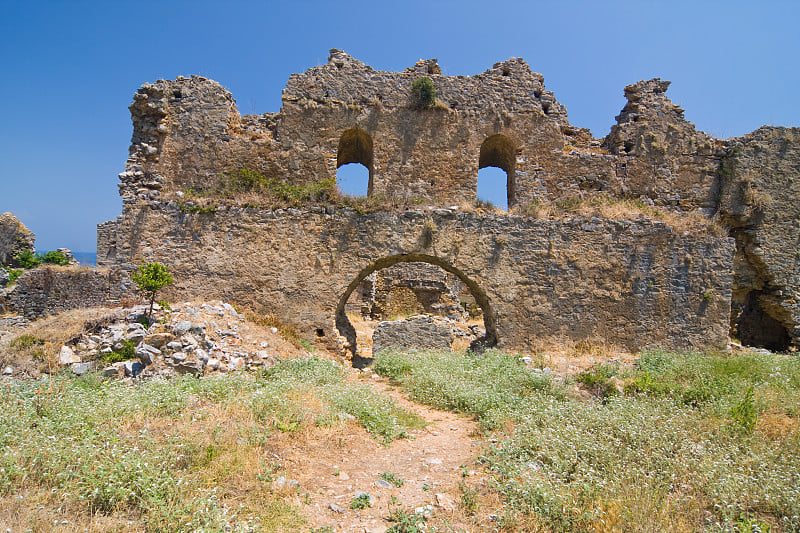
376;348;800;531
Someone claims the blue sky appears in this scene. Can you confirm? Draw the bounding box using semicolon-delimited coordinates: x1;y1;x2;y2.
1;0;798;252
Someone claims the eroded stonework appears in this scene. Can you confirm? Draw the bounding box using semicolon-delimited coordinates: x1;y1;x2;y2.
0;212;35;267
96;50;800;354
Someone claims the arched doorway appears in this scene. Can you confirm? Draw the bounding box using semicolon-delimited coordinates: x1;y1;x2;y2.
478;134;516;209
335;253;498;366
337;128;374;197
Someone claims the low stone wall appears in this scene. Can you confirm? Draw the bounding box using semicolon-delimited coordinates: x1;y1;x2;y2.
372;315;455;355
1;266;132;318
99;203;734;354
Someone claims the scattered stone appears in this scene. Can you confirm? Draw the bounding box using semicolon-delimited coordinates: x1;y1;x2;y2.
174;361;202;375
2;366;13;376
172;320;192;336
126;329;146;344
142;332;175;348
414;504;434;518
58;345;80;365
374;479;393;489
124;360;144;378
71;362;95;376
329;503;345;513
102;363;125;378
435;493;456;511
166;341;183;351
273;476;300;491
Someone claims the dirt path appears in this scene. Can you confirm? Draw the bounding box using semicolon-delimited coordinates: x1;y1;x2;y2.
276;369;497;532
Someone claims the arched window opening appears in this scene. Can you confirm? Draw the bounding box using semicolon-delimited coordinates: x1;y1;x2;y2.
477;167;509;210
337;128;374;197
337;163;370;197
336;254;498;367
478;134;516;209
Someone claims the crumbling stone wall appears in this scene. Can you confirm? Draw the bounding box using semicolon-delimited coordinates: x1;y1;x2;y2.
1;267;130;318
98;204;733;354
603;79;722;213
366;262;466;320
96;50;800;353
372;315;455;356
0;212;35;266
117;50;704;211
717;127;800;350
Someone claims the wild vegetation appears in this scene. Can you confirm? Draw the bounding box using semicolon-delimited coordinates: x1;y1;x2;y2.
2;314;798;532
0;357;423;531
375;349;800;532
2;249;72;284
411;77;437;108
131;261;174;321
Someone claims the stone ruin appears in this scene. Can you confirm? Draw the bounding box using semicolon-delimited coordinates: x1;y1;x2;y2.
7;49;799;359
351;262;469;321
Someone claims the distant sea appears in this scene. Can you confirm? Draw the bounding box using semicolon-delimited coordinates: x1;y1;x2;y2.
71;252;97;266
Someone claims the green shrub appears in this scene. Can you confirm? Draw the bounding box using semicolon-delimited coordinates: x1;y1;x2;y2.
39;250;70;265
6;268;22;283
386;507;426;532
576;363;620;398
102;340;137;364
380;471;405;487
350;493;371;509
10;334;43;350
730;385;758;434
12;250;40;268
411;77;436;108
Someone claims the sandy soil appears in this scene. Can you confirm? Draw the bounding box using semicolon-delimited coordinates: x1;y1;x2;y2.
277;370;498;532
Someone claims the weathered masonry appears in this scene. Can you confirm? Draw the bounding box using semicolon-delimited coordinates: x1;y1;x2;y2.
98;50;800;355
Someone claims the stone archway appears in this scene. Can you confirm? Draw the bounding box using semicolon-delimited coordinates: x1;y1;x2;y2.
334;253;498;361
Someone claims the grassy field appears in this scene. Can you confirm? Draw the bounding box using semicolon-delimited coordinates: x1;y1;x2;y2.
1;349;798;531
0;358;423;532
375;349;800;532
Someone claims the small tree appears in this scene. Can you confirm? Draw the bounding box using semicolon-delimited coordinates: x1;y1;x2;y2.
131;262;174;322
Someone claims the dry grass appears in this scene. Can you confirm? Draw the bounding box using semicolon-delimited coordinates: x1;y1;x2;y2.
0;307;121;376
519;193;727;236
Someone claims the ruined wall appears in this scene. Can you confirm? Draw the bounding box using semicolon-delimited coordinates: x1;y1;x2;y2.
368;262;466;320
0;212;35;266
99;204;733;354
120;51;712;211
603;79;723;213
717;126;800;350
97;50;800;353
1;267;131;318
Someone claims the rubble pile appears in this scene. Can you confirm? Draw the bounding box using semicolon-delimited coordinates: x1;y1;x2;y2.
60;301;305;380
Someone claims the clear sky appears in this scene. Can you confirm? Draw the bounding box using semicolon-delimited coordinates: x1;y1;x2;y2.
1;0;798;252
